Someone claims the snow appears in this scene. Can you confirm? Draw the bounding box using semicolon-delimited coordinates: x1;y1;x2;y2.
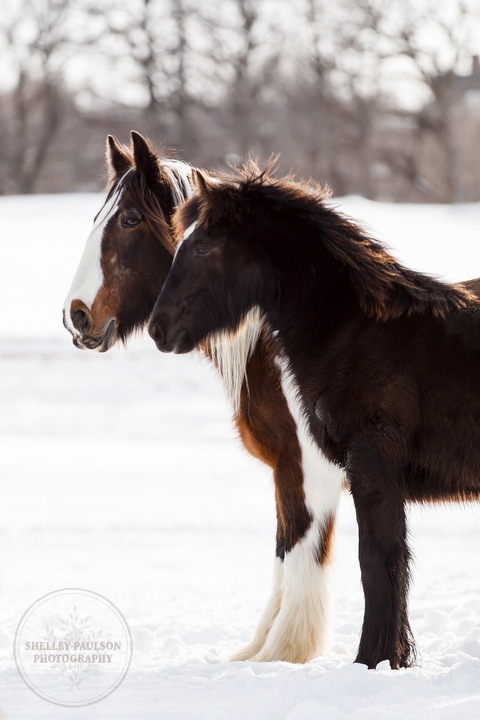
1;192;480;719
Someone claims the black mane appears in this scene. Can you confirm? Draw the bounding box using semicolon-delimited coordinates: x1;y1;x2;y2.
179;163;475;321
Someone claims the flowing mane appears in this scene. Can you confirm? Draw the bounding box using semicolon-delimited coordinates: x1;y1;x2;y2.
177;162;475;322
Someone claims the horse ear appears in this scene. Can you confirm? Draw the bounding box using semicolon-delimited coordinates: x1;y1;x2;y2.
106;135;131;178
131;130;160;183
192;169;215;197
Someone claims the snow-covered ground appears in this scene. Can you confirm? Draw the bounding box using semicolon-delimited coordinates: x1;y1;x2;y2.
1;192;480;719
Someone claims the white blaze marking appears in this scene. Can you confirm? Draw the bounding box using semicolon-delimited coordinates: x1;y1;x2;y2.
250;357;344;663
63;186;123;335
170;221;198;274
176;220;197;252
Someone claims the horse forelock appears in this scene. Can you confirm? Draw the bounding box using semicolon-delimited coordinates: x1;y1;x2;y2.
106;139;192;228
119;166;176;254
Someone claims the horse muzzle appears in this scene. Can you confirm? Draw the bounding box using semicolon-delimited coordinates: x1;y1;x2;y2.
63;309;117;353
148;317;193;354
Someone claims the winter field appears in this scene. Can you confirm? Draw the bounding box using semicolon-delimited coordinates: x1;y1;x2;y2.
1;191;480;719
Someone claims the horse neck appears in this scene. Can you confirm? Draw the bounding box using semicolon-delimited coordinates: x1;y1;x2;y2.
204;216;357;397
260;228;356;358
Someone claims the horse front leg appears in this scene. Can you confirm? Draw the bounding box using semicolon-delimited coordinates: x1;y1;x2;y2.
229;515;285;662
348;440;416;669
230;346;343;663
250;452;344;663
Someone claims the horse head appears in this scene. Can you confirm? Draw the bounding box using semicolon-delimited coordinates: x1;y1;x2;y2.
63;131;192;351
148;169;269;354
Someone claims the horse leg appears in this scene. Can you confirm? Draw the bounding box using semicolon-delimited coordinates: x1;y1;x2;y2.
229;518;284;661
230;350;343;663
249;445;343;663
348;440;415;669
230;449;342;664
244;363;344;663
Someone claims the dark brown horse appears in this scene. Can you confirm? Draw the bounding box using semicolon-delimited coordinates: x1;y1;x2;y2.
148;162;480;669
62;133;345;664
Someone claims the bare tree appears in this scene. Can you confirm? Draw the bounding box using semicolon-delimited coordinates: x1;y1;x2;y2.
296;0;336;181
276;0;378;195
1;0;479;200
203;0;283;160
82;0;204;157
0;0;73;193
353;0;480;201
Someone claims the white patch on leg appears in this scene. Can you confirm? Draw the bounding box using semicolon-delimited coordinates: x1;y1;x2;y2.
252;524;333;662
278;359;343;521
250;358;344;663
230;558;283;661
63;183;124;336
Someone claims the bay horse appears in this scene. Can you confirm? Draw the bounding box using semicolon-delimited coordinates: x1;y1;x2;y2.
148;162;480;669
62;132;345;664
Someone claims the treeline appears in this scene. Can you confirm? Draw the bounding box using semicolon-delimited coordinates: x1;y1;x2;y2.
1;0;480;201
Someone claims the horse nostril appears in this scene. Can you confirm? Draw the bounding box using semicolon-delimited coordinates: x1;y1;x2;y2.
148;322;164;345
71;308;92;334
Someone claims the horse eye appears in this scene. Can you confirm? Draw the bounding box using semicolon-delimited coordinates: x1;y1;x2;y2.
194;245;210;256
120;210;142;228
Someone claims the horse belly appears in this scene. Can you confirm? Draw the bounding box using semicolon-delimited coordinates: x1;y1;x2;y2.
405;385;480;502
407;430;480;502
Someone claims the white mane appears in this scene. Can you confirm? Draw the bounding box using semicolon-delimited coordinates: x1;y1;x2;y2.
207;307;264;414
162;160;193;206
